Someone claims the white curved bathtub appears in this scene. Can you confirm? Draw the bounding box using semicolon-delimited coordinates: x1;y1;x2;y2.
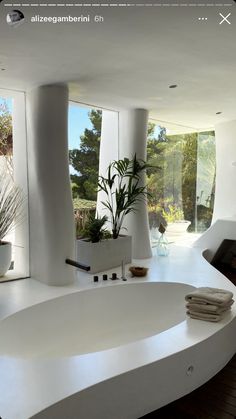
0;247;235;419
0;282;195;358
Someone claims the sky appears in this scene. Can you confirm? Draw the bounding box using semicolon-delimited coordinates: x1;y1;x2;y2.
0;97;12;112
68;104;92;149
0;97;162;148
0;96;92;150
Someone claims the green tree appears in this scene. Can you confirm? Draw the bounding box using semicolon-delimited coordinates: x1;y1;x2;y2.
0;101;13;176
69;110;102;201
195;131;216;231
146;124;166;200
146;127;201;230
182;133;198;230
197;131;215;210
146;124;167;227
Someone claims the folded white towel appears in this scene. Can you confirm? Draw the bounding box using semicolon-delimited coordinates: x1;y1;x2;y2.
185;287;234;306
186;299;234;314
186;310;225;322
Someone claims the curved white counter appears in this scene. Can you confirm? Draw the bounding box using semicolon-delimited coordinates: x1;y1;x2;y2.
0;245;235;419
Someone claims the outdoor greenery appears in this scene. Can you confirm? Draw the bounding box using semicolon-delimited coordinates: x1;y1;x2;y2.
0;99;216;243
146;128;215;232
0;102;12;149
73;198;97;210
69;110;101;201
70;109;216;235
162;204;184;224
182;133;198;230
73;199;97;238
0;101;13;176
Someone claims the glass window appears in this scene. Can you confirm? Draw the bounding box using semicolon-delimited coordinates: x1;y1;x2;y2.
0;91;29;281
147;121;216;247
68;103;102;237
196;132;215;232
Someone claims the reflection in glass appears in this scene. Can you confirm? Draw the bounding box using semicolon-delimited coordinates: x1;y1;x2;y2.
147;121;216;246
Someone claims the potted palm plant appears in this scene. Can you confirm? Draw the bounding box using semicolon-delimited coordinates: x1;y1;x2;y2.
98;154;150;238
76;155;150;273
0;172;23;276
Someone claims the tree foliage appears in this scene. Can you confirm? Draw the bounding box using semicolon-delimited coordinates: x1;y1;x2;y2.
0;102;12;146
146;127;215;232
69;108;215;233
182;133;198;229
0;101;13;176
146;125;167;209
69;109;102;201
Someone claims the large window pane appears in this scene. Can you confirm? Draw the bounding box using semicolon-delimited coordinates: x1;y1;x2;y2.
68;103;102;236
147;121;216;246
0;92;29;281
196;132;215;232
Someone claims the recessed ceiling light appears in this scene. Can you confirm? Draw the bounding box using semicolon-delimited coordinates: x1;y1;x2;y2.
216;111;222;115
169;84;178;89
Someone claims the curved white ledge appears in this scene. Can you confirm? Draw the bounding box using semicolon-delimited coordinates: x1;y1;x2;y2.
0;245;235;419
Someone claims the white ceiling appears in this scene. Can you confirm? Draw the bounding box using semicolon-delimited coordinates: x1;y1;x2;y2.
0;1;235;130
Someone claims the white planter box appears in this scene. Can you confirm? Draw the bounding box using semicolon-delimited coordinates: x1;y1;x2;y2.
166;220;191;234
0;241;12;277
76;235;132;274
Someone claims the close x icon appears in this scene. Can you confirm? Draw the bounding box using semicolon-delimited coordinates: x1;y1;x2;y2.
219;13;231;25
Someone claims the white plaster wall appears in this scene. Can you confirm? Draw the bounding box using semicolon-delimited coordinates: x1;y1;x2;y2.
27;84;75;286
213;120;236;222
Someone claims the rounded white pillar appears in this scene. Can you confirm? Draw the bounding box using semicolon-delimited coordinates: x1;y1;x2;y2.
27;84;76;286
213;120;236;222
119;109;152;259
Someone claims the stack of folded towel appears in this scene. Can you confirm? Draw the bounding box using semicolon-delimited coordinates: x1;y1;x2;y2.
185;287;234;322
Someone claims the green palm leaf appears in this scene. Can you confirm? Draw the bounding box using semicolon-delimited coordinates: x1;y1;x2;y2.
98;154;154;238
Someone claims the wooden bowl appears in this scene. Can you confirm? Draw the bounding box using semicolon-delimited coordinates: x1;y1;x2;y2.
129;266;148;277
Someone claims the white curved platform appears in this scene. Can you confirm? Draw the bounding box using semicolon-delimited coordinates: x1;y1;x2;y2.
0;245;235;419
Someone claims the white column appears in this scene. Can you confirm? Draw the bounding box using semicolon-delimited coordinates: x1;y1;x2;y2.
27;84;76;286
119;109;152;259
213;120;236;222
